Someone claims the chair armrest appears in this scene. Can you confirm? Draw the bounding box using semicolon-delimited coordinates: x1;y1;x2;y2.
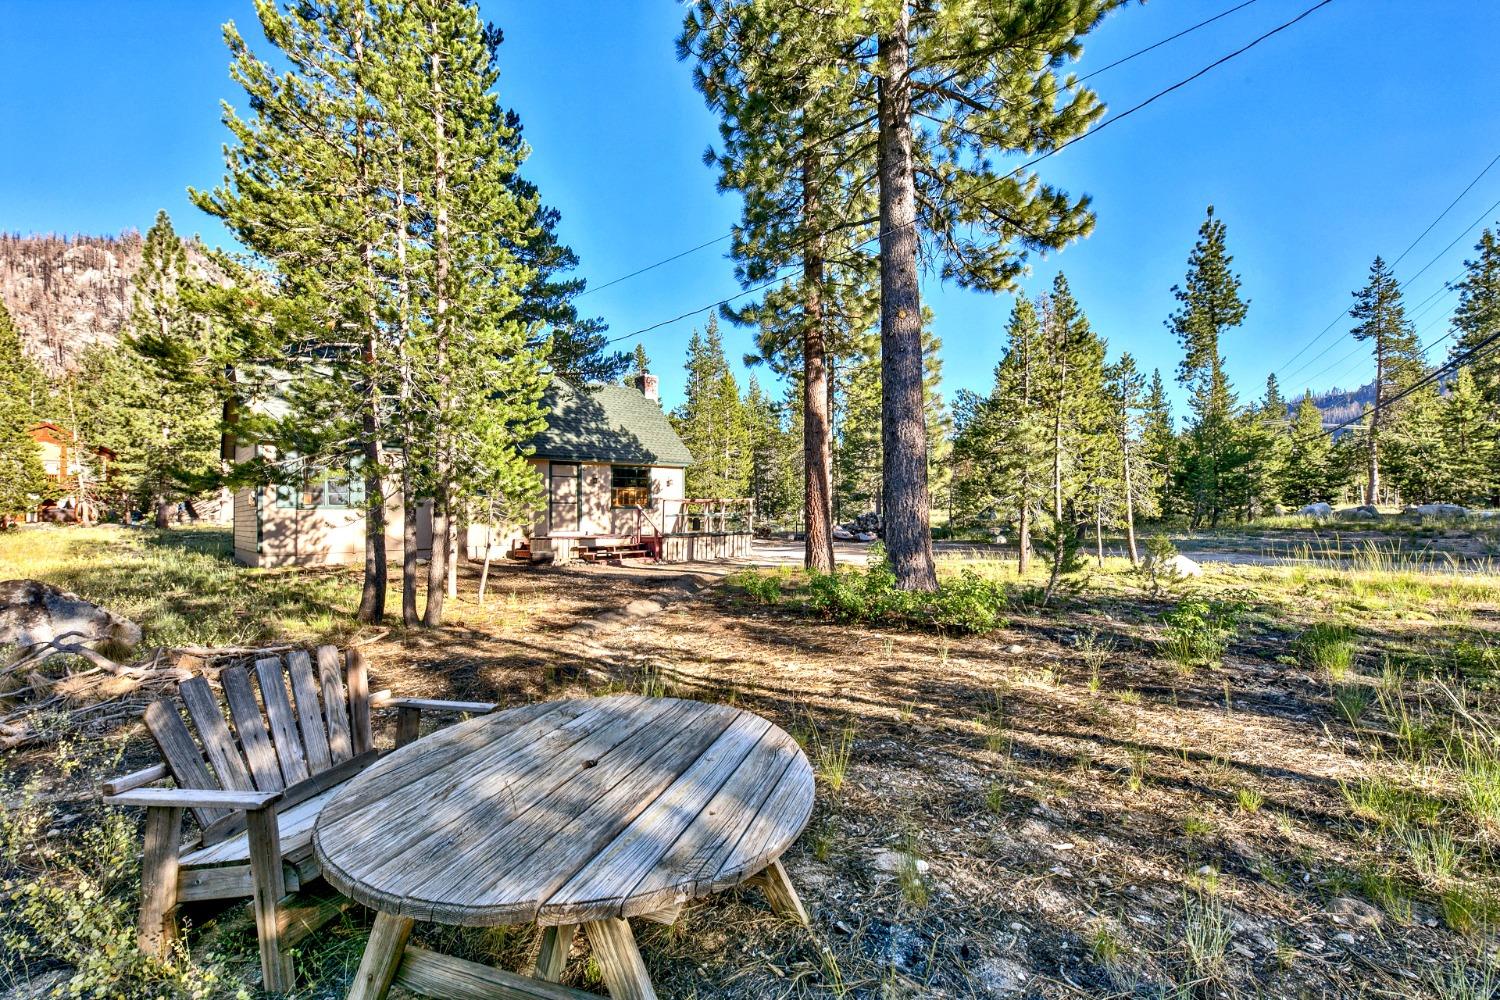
101;763;169;796
383;697;497;715
104;787;282;811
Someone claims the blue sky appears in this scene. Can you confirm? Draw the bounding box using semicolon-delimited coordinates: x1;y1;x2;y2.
1;1;1497;417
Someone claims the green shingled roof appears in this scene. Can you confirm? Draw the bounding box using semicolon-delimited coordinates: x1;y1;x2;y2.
525;378;693;467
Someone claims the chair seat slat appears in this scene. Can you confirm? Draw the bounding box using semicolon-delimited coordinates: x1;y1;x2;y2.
347;648;373;755
256;657;311;786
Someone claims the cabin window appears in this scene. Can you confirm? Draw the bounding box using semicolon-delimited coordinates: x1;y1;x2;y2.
611;466;653;509
275;456;365;509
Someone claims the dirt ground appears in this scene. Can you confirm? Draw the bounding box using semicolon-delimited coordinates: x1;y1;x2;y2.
5;537;1500;998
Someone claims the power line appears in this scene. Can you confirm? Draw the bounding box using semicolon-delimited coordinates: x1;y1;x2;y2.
1278;192;1499;387
603;0;1335;348
581;0;1264;301
1289;321;1500;447
1274;151;1500;375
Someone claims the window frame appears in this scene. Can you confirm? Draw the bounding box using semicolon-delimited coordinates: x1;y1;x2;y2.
610;465;654;510
274;455;366;511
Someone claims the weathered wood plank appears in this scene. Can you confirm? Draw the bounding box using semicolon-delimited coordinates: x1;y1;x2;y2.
395;705;421;748
540;712;770;920
102;762;168;795
622;726;802;915
533;923;576;982
347;911;413;1000
221;665;283;792
397;945;599;1000
347;648;372;755
178;676;256;792
190;768;360;863
246;806;293;992
106;787;279;811
315;700;619;859
278;889;353;949
401;703;737;924
142;700;227;828
137;805;182;956
582;919;657;1000
707;748;815;892
350;700;717;924
177;864;253;902
317;645;353;764
386;697;497;714
286;650;334;774
755;858;809;926
255;656;310;786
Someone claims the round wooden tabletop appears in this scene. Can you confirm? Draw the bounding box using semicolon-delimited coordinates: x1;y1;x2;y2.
313;695;815;927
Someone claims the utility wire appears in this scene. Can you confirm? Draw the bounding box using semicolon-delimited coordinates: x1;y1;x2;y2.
1288;322;1500;447
581;0;1263;301
1278;192;1500;387
1275;153;1500;375
602;0;1335;348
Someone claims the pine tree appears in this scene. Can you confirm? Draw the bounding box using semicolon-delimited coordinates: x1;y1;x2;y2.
124;211;225;528
1452;228;1500;406
1383;380;1445;503
1140;368;1176;520
1450;228;1500;497
745;375;798;525
1282;393;1332;506
673;317;751;499
1169;206;1250;527
631;343;652;377
0;303;47;521
1106;353;1155;564
687;0;1122;589
1349;255;1422;504
1439;367;1493;504
1243;373;1290;516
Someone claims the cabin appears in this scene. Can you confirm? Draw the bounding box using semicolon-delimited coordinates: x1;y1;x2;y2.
26;421;115;523
231;374;750;568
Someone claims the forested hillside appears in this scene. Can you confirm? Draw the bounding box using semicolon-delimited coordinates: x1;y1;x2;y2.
0;231;215;375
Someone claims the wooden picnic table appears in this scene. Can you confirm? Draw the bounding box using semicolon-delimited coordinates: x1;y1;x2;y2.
313;694;815;1000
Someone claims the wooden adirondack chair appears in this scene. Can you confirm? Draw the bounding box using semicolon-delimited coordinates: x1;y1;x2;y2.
100;645;494;992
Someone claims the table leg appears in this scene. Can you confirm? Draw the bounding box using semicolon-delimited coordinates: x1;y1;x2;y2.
347;911;414;1000
533;922;577;982
757;858;810;927
583;918;657;1000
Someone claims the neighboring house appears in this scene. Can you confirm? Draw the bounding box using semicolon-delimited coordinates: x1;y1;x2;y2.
28;421;114;522
519;373;691;564
232;373;736;568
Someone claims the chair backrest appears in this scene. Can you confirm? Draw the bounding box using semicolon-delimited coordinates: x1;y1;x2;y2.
144;644;373;835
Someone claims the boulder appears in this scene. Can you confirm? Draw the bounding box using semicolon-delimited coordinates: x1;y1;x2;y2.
854;531;878;542
1297;502;1334;518
832;527;855;541
1405;502;1468;518
1145;552;1203;578
0;579;142;649
1338;505;1380;520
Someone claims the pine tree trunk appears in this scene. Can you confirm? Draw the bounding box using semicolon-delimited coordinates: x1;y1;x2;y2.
1018;499;1031;575
1122;439;1139;566
1368;337;1383;506
353;6;385;626
1095;503;1104;568
395;153;420;628
876;11;936;592
402;466;419;627
423;34;450;628
802;154;835;573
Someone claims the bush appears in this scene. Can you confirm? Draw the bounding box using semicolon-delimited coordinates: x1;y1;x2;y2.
802;546;1007;634
1298;623;1357;679
1161;594;1247;670
735;571;783;605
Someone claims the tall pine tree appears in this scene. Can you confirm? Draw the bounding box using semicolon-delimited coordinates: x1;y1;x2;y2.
0;303;47;521
1169;206;1249;527
1349;255;1422;504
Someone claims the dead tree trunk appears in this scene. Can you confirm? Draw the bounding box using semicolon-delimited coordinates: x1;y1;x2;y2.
802;152;835;573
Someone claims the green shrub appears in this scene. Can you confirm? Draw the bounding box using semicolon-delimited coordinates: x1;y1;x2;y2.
1298;623;1357;679
736;572;783;605
1161;594;1246;670
803;546;1007;634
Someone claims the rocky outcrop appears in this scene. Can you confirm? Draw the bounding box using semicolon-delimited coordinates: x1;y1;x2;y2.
0;579;142;648
1298;502;1334;518
0;231;217;375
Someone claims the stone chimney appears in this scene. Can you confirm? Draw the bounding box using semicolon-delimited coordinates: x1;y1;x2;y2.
631;372;660;405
